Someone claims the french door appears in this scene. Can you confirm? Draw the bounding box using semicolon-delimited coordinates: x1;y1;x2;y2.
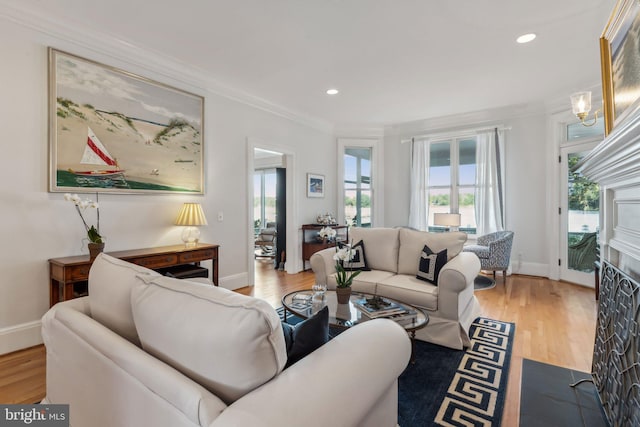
559;141;600;286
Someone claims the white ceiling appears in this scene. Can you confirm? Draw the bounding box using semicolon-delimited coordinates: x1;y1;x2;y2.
9;0;617;128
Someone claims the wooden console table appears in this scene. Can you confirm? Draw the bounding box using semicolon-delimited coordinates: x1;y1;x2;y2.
301;224;348;269
49;243;219;307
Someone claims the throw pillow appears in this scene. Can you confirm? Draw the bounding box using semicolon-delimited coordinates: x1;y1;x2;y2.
132;275;287;404
338;240;371;271
416;244;447;285
88;253;160;345
282;306;329;368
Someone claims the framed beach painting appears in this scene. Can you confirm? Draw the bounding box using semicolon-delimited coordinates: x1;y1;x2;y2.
307;173;325;198
600;0;640;135
48;48;205;194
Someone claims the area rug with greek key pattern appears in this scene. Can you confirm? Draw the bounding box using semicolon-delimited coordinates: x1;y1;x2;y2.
398;317;514;427
276;308;514;426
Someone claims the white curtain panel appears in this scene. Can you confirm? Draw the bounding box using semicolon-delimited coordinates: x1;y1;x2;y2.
475;129;505;235
408;139;430;230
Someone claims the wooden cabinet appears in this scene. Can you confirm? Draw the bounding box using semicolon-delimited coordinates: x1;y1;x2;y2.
301;224;348;269
49;243;219;307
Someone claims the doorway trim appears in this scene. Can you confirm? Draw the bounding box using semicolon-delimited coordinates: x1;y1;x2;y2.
247;138;298;286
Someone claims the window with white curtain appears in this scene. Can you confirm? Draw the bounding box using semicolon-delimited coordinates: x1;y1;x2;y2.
427;138;478;233
409;127;505;236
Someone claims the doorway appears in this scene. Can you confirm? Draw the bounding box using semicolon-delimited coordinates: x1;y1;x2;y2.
253;149;286;269
559;140;600;286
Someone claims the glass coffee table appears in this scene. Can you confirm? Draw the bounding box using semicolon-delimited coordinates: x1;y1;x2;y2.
282;289;428;361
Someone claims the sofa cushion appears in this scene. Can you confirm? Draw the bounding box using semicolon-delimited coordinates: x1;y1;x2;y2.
337;240;370;271
327;269;396;293
397;229;467;275
282;306;329;368
88;253;160;345
377;274;439;311
349;227;400;273
131;275;287;405
416;245;447;285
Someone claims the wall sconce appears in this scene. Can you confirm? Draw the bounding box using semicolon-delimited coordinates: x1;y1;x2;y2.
570;91;600;127
434;213;461;232
174;203;208;248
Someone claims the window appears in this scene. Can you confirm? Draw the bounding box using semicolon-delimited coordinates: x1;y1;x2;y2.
344;148;372;227
253;169;276;233
427;138;477;233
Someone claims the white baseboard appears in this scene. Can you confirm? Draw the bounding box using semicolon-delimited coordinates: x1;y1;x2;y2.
219;272;249;290
0;320;43;355
512;261;549;278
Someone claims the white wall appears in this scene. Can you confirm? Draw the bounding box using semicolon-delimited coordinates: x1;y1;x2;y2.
0;16;337;354
383;105;552;277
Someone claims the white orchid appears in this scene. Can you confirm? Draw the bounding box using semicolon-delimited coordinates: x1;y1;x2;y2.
333;246;355;262
318;226;337;239
333;243;360;288
65;193;103;243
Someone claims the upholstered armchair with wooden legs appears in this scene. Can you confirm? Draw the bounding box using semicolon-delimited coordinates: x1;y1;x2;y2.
463;231;514;281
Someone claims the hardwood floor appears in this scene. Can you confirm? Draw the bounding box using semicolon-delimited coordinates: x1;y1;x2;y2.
0;260;597;427
0;345;45;404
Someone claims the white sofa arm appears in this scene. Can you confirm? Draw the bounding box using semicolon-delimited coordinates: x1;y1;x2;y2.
309;247;337;285
42;302;226;427
436;252;481;325
439;252;481;293
212;319;411;427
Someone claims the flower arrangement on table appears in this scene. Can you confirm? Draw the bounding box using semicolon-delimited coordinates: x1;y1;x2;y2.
333;243;361;288
318;226;337;242
64;193;103;244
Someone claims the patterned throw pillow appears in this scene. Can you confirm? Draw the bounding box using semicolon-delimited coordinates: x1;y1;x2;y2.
416;244;447;285
338;240;371;271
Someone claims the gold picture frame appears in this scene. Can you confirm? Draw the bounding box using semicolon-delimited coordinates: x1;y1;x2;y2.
49;48;205;194
600;0;640;135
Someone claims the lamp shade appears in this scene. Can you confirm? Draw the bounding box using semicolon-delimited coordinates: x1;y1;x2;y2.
174;203;208;226
433;213;461;227
570;91;591;116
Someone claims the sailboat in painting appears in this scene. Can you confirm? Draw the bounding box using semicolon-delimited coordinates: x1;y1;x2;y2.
69;127;125;177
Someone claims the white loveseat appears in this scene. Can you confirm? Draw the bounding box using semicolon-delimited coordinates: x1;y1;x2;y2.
310;227;482;350
41;254;411;427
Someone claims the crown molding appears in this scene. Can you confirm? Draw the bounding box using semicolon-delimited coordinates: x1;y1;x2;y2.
333;125;385;139
0;1;334;134
383;102;546;138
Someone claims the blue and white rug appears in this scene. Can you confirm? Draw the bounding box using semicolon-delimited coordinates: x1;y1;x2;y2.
277;308;514;426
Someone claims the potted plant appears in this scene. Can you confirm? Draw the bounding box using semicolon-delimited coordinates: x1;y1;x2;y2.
333;244;361;304
65;193;104;260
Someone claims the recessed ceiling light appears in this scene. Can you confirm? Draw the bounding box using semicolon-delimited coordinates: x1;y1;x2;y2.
326;89;339;95
516;33;536;44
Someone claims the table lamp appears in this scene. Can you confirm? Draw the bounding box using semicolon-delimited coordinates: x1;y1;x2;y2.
433;213;461;232
175;203;208;247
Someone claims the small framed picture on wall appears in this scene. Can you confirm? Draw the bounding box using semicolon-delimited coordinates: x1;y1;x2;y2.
307;173;325;198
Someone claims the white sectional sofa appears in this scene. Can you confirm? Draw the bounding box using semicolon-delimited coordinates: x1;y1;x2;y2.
310;227;482;350
41;254;411;427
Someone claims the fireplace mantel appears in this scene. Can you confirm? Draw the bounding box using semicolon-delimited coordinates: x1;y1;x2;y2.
579;104;640;185
577;104;640;278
